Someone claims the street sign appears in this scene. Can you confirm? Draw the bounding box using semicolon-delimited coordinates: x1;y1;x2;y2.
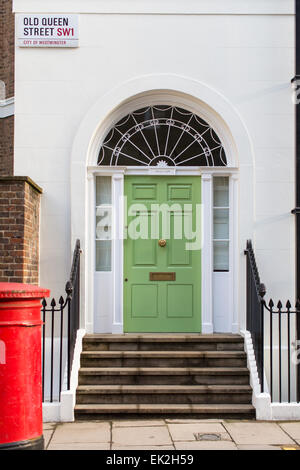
17;14;79;48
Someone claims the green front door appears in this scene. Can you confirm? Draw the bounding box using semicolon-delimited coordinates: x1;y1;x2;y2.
124;176;201;333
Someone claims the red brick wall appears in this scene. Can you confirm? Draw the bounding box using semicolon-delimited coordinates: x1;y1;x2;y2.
0;0;14;98
0;116;14;176
0;0;14;176
23;181;40;284
0;177;42;285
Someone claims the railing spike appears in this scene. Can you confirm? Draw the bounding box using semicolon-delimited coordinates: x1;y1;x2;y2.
51;298;56;307
286;300;292;309
269;299;274;308
42;298;47;307
296;299;300;310
277;300;282;309
59;296;64;305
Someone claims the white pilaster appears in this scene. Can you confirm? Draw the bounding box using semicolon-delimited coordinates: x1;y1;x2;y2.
230;173;239;333
86;172;95;333
201;173;213;334
112;173;124;333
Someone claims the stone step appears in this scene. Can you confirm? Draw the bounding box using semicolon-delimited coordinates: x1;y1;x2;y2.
74;403;256;420
76;334;253;419
80;350;247;368
78;367;250;386
83;334;244;352
76;384;252;405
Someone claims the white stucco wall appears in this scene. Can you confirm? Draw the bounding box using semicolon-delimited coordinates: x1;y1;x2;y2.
13;0;295;328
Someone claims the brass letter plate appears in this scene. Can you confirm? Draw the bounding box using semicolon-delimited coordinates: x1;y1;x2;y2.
149;272;176;281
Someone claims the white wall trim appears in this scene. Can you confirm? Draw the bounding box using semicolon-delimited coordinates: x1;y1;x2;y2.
42;402;61;423
88;167;239;178
60;328;85;422
270;403;300;421
242;330;300;421
0;97;14;118
241;330;272;420
43;328;85;422
13;0;294;15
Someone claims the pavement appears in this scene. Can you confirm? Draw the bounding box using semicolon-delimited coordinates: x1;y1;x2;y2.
43;419;300;450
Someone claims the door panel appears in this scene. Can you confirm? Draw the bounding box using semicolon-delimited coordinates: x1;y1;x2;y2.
132;184;157;200
168;184;192;200
133;238;157;266
131;285;159;318
168;214;191;266
167;284;194;318
124;176;201;333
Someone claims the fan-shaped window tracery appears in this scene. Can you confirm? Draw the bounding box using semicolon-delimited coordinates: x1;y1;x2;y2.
98;105;227;167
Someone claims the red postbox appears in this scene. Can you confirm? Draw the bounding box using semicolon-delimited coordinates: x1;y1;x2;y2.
0;283;50;450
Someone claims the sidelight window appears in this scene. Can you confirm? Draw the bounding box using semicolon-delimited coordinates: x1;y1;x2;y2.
95;176;112;271
213;177;229;272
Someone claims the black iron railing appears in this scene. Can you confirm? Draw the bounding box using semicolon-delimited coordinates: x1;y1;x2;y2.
41;239;81;402
244;240;266;391
245;240;300;402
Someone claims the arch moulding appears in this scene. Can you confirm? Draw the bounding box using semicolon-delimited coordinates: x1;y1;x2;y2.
70;73;254;331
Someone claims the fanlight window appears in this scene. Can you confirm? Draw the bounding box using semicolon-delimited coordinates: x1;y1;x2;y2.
98;105;227;167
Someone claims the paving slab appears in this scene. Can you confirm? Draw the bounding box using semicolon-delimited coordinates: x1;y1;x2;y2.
166;419;224;424
174;441;237;450
113;420;165;427
237;445;282;451
43;430;55;449
50;422;110;444
112;445;175;450
167;422;231;442
43;423;56;430
48;442;110;450
112;426;172;447
223;422;294;445
279;422;300;440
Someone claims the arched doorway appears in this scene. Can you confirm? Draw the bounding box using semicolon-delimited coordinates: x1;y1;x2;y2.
70;77;253;335
93;103;235;333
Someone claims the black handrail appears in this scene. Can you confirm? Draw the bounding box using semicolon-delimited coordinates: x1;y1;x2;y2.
41;239;81;402
245;240;300;402
244;240;266;391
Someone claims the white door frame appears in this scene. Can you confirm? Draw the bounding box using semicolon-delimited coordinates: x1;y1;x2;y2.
88;165;239;334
